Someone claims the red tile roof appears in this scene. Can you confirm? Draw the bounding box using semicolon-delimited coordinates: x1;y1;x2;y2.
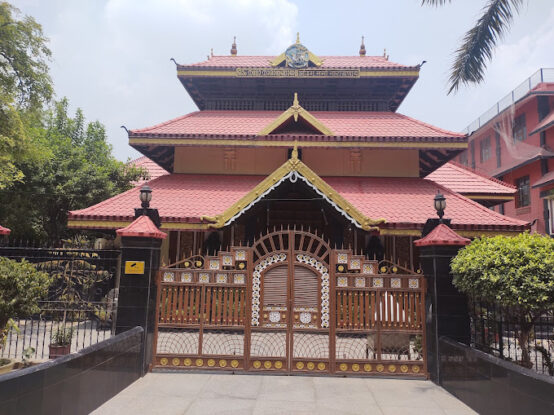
414;224;470;247
426;162;516;195
490;144;554;177
128;156;169;185
116;215;167;239
0;225;11;235
69;174;527;232
530;111;554;136
129;111;465;141
180;55;417;70
532;170;554;188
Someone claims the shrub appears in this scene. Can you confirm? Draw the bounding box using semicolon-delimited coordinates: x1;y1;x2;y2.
0;257;51;349
451;232;554;366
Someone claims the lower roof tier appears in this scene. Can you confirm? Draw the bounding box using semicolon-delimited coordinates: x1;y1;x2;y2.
69;173;527;236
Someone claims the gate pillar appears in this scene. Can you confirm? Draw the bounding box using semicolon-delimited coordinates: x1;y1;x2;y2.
415;224;470;383
115;215;166;375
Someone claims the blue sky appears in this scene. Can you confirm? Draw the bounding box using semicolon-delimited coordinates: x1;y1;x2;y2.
12;0;554;161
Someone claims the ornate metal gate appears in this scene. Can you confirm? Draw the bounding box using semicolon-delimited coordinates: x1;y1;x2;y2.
153;229;427;377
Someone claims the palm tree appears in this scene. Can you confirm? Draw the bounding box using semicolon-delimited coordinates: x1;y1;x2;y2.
422;0;524;94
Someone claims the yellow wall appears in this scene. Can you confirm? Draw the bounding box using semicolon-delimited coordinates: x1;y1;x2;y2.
173;147;419;177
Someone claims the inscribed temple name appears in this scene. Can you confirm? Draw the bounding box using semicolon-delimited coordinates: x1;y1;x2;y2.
236;68;360;78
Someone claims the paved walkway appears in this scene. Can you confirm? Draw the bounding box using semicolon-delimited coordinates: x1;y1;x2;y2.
92;373;477;415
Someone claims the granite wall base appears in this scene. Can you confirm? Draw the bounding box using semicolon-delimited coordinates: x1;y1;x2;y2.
439;337;554;415
0;326;143;415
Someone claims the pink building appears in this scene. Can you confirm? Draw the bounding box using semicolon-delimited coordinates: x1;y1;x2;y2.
457;68;554;235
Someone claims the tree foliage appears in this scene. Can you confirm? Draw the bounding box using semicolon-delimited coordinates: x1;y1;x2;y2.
0;98;147;240
451;232;554;312
0;2;52;190
451;232;554;365
422;0;524;94
0;257;51;348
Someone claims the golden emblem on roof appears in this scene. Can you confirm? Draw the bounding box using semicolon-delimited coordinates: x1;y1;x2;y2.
270;33;322;68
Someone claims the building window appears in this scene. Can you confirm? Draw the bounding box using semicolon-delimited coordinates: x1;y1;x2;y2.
541;159;549;175
495;131;501;168
547;199;553;236
499;203;505;215
470;141;475;169
480;137;491;162
512;114;526;142
515;176;530;208
459;152;468;166
537;96;550;121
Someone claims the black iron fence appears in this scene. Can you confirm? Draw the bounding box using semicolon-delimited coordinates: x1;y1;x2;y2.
0;243;121;360
470;300;554;376
1;299;117;360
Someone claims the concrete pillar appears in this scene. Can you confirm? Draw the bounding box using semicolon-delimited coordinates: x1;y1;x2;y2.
414;224;470;383
115;216;166;374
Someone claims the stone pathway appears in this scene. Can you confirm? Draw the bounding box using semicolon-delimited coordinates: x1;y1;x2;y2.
92;372;477;414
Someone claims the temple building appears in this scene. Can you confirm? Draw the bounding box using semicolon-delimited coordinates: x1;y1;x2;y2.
68;37;530;376
68;37;528;268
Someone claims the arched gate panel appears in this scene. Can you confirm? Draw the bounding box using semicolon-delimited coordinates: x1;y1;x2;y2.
153;229;426;377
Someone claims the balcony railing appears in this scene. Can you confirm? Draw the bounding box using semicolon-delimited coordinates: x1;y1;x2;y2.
463;68;554;135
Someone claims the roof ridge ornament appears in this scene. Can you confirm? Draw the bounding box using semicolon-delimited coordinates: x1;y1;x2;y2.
270;34;322;68
257;92;334;136
292;92;301;121
359;36;366;56
291;141;299;161
230;36;237;56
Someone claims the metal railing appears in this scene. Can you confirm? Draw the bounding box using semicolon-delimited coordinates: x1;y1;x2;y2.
464;68;554;135
470;300;554;376
1;299;116;361
0;243;121;361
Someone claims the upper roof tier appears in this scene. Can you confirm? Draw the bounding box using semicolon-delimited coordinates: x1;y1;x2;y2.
176;39;421;112
129;110;464;140
184;55;414;70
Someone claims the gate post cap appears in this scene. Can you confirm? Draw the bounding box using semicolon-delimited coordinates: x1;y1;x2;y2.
116;216;167;239
414;224;469;247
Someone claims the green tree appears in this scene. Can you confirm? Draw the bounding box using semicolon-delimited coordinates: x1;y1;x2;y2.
451;232;554;367
422;0;524;93
0;257;51;349
0;2;52;189
0;98;147;240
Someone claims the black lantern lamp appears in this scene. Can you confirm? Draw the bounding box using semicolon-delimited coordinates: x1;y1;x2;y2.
139;185;152;209
434;190;446;222
135;185;161;228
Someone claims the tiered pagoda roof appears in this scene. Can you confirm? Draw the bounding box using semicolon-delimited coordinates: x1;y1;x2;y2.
176;39;420;112
70;38;529;237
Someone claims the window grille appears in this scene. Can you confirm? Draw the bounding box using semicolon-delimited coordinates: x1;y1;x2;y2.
480;137;491;163
515;176;530;208
495;131;501;168
512;114;527;142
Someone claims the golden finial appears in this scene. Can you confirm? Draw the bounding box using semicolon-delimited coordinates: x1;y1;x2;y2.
230;36;237;56
383;48;389;60
292;92;300;121
291;141;299;160
359;36;366;56
296;32;300;44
